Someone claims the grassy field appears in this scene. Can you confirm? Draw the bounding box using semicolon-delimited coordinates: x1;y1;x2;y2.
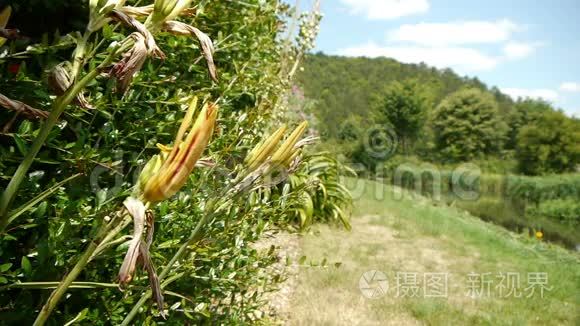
284;178;579;325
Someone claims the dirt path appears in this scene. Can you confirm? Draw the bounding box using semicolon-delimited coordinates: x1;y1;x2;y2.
268;214;484;326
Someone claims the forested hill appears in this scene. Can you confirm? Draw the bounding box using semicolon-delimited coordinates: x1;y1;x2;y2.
297;52;514;137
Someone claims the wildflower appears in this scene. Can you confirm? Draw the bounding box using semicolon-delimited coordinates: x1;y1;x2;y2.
535;230;543;240
117;196;165;313
118;197;146;284
119;4;154;18
140;97;218;202
111;9;164;59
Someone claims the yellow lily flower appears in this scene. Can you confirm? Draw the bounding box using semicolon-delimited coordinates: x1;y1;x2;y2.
0;6;12;47
140;97;218;202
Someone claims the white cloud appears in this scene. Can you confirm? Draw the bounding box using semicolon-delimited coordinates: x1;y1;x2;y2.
387;19;519;46
560;82;580;92
501;88;559;102
503;42;538;59
337;42;499;72
340;0;429;20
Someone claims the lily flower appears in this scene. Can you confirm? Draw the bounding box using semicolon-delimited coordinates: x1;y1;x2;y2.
139;97;218;202
120;4;154;18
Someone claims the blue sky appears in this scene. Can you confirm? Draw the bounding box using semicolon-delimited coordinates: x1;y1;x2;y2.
308;0;580;116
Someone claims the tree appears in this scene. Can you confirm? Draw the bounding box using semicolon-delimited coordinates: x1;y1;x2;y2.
374;79;428;153
516;110;580;175
431;88;506;162
506;99;553;149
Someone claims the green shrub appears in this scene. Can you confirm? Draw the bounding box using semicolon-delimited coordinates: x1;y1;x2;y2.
526;199;580;225
431;88;507;162
505;174;580;204
0;1;343;325
515;110;580;175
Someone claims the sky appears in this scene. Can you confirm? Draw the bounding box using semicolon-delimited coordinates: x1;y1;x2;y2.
308;0;580;117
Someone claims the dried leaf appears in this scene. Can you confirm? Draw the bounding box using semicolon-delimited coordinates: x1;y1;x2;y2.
111;33;148;94
118;197;146;285
119;4;154;18
163;21;218;82
110;9;164;59
0;93;49;119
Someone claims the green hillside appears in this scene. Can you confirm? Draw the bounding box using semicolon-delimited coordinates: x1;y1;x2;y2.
297;53;514;140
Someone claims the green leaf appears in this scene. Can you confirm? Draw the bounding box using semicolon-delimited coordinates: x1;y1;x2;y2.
96;189;107;209
18;120;32;134
13;134;29;156
0;263;12;272
21;256;31;276
7;173;82;226
34;202;47;218
64;308;89;326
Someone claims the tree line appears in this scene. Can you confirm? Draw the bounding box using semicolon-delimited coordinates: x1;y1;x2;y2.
298;53;580;175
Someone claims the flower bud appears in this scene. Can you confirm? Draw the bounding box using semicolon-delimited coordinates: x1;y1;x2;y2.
271;121;308;166
47;64;73;96
150;0;192;26
245;125;287;171
142;98;218;202
138;154;164;192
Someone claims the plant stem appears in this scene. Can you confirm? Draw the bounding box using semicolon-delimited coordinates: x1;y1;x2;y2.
121;272;185;325
32;212;127;326
120;200;216;325
0;44;124;231
71;31;91;80
4;281;122;289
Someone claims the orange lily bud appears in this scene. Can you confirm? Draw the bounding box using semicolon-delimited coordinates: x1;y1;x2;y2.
142;98;218;202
